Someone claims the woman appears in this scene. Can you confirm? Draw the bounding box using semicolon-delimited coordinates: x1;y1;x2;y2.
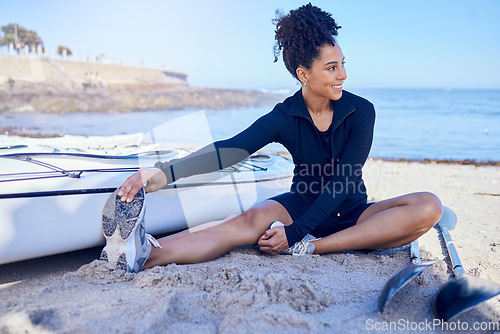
100;4;442;273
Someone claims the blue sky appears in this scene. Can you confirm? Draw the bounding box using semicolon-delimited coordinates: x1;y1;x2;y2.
1;0;500;91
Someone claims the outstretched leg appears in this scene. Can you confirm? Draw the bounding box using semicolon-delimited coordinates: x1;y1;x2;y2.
144;199;292;268
312;192;442;254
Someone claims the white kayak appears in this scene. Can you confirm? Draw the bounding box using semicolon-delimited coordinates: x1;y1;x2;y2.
0;149;293;265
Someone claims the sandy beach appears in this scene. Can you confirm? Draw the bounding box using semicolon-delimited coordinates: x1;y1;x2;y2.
0;158;499;333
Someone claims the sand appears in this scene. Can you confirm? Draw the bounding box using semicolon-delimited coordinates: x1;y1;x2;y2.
0;159;499;333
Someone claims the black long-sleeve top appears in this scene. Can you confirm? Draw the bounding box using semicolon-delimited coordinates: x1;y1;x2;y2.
155;89;376;246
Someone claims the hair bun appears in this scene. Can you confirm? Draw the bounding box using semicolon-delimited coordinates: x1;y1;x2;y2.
273;3;341;80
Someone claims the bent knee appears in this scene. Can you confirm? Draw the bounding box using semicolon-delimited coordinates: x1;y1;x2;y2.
239;209;260;228
414;192;442;229
233;209;272;242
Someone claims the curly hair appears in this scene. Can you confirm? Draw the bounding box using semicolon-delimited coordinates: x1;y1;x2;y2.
273;3;341;80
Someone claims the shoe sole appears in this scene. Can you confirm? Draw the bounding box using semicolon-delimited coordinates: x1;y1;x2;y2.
100;188;145;271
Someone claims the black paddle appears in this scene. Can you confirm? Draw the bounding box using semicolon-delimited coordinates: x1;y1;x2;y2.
432;206;500;321
378;236;435;311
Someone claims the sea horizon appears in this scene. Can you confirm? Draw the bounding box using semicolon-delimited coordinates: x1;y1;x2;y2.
1;88;499;162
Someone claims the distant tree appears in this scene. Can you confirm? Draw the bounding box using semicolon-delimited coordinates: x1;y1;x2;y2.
0;23;43;47
57;45;72;57
24;30;43;46
0;25;15;46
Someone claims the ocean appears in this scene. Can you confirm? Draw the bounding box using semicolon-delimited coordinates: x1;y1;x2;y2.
1;88;499;162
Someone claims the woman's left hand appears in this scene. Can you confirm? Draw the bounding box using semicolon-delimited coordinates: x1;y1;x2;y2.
258;226;289;255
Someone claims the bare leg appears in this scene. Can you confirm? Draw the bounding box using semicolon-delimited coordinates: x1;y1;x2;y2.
313;192;442;254
144;200;293;268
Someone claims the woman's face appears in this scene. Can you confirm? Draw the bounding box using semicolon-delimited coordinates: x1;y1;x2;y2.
301;43;347;101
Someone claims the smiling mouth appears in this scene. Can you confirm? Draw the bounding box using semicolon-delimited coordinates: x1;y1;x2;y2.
332;85;342;89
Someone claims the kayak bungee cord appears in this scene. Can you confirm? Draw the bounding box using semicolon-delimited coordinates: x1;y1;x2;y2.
0;156;268;184
17;156;83;178
0;168;141;183
0;163;263;179
0;175;293;199
0;167;140;178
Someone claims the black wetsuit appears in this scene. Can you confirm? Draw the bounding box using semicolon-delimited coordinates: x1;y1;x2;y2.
155;89;376;246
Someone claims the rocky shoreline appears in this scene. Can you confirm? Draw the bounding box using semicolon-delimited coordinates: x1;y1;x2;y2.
0;82;285;113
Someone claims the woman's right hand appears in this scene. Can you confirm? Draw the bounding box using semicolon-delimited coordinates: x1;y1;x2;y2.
118;167;167;202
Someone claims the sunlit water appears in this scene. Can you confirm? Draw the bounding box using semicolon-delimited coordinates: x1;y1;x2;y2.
1;89;499;161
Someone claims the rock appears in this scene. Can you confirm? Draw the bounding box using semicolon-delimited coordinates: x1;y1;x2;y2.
0;82;285;113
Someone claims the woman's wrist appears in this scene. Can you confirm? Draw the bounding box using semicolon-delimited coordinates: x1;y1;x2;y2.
153;161;174;184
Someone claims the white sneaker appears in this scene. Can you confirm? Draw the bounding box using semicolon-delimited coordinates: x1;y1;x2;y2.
284;234;320;256
269;221;285;229
269;221;320;256
100;188;161;273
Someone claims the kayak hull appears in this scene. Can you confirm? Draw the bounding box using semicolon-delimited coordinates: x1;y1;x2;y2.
0;152;293;264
